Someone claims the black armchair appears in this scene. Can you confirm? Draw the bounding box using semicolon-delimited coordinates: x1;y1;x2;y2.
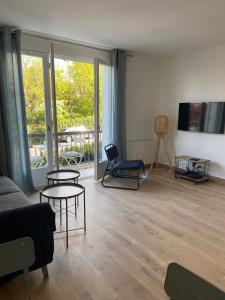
102;144;145;190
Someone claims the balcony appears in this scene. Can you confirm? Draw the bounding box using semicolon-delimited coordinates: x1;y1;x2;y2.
28;130;101;170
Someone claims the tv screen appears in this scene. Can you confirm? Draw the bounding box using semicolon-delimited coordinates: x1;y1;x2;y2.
178;102;225;134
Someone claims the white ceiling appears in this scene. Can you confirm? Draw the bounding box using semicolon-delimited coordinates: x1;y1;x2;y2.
1;0;225;55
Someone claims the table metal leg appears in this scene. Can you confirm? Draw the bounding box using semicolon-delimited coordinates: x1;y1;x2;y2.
66;198;68;248
84;190;86;232
60;198;62;226
75;196;77;218
41;181;84;248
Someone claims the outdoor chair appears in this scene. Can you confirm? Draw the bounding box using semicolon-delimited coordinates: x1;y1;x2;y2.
102;143;145;190
164;262;225;300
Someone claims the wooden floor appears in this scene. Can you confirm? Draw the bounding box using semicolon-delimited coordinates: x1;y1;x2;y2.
1;169;225;300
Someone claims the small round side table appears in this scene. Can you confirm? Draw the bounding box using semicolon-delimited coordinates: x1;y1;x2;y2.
46;169;80;185
40;183;86;248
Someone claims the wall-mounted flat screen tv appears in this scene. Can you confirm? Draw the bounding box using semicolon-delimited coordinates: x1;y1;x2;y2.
178;102;225;134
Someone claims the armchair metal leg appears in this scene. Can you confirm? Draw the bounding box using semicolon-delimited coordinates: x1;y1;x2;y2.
101;166;108;187
102;168;142;191
101;158;145;191
137;169;140;190
143;163;145;176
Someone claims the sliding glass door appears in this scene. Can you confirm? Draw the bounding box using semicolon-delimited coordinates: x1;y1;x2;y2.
22;50;112;187
22;52;53;187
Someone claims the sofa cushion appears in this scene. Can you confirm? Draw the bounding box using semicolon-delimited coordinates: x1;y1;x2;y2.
0;177;20;196
0;192;30;212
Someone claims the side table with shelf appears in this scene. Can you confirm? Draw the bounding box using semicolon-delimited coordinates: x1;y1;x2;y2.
174;155;210;184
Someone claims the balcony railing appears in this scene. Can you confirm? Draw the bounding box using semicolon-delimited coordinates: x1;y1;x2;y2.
28;130;102;169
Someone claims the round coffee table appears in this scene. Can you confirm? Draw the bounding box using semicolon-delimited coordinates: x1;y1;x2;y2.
46;169;80;185
40;183;86;248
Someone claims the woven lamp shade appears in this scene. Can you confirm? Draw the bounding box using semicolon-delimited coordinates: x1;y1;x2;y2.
154;115;169;137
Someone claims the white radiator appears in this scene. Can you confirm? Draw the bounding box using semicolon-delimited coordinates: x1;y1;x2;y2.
126;139;156;164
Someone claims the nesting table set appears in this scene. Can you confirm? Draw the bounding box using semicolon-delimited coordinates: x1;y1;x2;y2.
40;170;86;248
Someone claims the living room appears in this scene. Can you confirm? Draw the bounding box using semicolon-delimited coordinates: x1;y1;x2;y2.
1;1;225;299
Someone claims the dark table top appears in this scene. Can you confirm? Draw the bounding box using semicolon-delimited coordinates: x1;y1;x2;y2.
41;183;84;199
46;169;80;181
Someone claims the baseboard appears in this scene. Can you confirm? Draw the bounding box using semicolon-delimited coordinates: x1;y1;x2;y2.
153;162;225;184
208;175;225;184
152;162;174;170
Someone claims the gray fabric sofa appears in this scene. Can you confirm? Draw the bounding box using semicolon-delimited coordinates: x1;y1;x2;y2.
0;176;56;283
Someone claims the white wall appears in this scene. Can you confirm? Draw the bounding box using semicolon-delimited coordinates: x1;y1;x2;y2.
157;44;225;178
126;54;158;141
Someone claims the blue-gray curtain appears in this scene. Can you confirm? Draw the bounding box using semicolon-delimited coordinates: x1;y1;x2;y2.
0;27;34;194
111;49;127;160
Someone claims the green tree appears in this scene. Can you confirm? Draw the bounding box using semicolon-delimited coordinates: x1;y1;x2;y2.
22;55;46;132
22;56;103;133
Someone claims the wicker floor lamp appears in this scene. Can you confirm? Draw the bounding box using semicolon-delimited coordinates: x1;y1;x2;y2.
150;114;171;173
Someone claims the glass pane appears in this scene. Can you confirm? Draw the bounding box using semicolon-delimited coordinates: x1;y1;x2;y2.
22;55;47;169
99;63;112;162
54;58;94;169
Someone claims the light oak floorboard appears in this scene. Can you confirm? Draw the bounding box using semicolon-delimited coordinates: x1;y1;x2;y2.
1;169;225;299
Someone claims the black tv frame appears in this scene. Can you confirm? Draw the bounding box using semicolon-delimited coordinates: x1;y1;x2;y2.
177;101;225;134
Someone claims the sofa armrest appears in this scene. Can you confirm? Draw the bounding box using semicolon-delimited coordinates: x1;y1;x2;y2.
0;202;56;283
0;202;56;243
